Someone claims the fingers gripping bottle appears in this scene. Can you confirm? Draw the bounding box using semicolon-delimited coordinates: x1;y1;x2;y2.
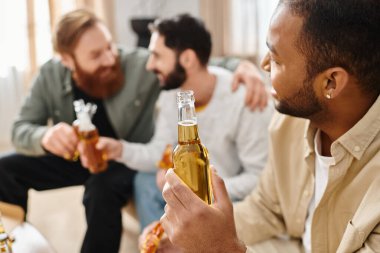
173;90;213;204
73;99;107;173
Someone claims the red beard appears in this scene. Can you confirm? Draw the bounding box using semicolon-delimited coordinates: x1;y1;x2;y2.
72;57;124;99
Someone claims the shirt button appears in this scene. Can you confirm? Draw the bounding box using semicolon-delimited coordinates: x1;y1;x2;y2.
296;218;302;224
134;99;141;107
304;190;310;197
354;146;361;152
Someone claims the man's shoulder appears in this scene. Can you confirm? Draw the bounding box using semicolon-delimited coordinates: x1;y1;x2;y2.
118;47;150;62
117;47;159;94
209;66;234;92
157;89;177;108
118;47;154;79
33;57;68;90
209;66;233;79
39;57;66;74
210;66;246;103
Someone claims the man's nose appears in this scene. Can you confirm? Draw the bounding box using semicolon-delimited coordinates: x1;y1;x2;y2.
145;55;155;71
260;52;271;72
101;50;116;67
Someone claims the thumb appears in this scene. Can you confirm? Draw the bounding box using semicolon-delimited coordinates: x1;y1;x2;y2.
96;137;107;150
210;167;232;211
77;141;85;153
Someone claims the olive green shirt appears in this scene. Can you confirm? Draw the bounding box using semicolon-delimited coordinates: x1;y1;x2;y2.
235;95;380;253
12;48;160;156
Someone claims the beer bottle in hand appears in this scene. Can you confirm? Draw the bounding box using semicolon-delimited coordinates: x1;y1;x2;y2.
73;99;107;173
173;90;212;204
141;91;213;253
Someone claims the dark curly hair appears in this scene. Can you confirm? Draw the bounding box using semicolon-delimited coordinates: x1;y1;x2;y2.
280;0;380;94
149;14;212;66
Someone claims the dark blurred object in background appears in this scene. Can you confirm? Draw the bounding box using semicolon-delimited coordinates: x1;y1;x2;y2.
130;18;156;48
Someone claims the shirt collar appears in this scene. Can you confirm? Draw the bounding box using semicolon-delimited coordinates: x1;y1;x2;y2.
304;95;380;161
304;119;316;157
337;95;380;160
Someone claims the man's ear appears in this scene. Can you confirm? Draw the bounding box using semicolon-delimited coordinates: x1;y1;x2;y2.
179;49;197;70
60;53;75;71
320;67;349;100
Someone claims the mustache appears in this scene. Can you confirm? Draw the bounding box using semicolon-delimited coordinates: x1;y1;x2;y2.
94;64;116;76
151;59;187;91
72;56;124;99
153;69;162;76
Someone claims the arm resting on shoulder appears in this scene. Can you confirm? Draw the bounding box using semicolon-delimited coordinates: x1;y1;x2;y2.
210;57;268;110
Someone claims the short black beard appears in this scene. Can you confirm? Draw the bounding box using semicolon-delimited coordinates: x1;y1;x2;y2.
160;58;187;91
275;76;323;118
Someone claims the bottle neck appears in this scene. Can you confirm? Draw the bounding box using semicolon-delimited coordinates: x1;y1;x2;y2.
177;102;200;144
77;113;95;132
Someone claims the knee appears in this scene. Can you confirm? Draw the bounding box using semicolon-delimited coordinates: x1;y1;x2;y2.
83;173;121;207
0;158;6;176
0;153;18;177
0;154;11;170
85;172;117;198
86;172;110;188
84;163;135;205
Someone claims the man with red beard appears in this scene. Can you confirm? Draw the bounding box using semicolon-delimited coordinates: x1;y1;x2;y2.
0;9;267;253
0;9;160;253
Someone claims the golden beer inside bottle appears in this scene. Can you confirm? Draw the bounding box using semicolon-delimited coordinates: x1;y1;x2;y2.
77;128;107;173
173;121;212;205
76;127;96;141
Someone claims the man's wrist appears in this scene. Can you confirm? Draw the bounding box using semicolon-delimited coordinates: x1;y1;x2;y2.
116;140;123;159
